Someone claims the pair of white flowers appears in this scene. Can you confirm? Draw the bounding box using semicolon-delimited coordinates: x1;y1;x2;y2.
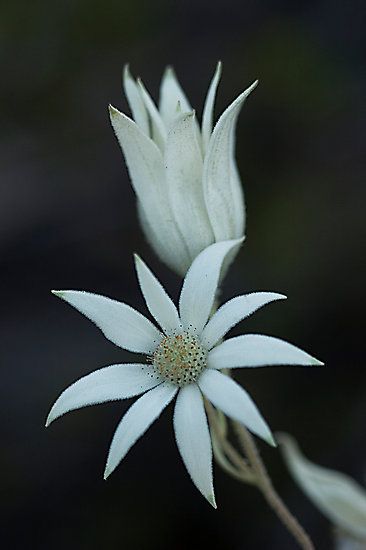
47;65;322;507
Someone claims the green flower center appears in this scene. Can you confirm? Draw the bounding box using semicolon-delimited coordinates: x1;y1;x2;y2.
153;332;207;387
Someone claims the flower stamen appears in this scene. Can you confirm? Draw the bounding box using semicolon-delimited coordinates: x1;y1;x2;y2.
153;332;207;387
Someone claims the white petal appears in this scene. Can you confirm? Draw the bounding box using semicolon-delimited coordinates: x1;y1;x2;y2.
104;382;177;478
109;106;191;275
173;384;216;507
202;61;222;152
165;112;214;259
229;157;245;237
208;334;324;369
135;200;186;276
134;254;181;335
52;290;161;354
201;292;286;349
203;81;258;240
335;534;366;550
159;66;193;127
46;364;161;426
137;78;167;151
123;65;149;135
278;433;366;540
198;369;275;446
179;239;243;335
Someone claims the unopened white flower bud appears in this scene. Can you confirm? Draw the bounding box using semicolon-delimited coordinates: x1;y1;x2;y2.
109;62;257;276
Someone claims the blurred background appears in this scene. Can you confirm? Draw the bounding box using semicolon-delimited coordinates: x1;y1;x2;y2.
1;0;365;548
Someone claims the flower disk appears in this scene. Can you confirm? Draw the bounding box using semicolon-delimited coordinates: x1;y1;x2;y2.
153;332;207;387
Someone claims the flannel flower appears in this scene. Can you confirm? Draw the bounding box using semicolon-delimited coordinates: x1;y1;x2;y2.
47;240;322;507
279;434;366;544
109;62;256;276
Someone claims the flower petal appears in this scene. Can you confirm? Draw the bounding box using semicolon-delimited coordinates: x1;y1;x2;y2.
46;364;161;426
179;239;243;335
159;66;194;127
137;78;167;151
135;200;188;276
198;369;275;446
208;334;324;369
52;290;161;354
134;254;181;335
123;65;150;135
165;111;214;260
201;292;286;349
229;157;245;238
104;382;177;478
202;61;222;152
109;106;191;275
278;433;366;540
173;384;216;507
203;81;258;240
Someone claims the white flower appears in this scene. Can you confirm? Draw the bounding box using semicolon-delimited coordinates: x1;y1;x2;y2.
109;63;257;276
278;434;366;543
46;240;322;507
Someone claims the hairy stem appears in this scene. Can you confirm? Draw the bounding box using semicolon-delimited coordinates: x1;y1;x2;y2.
207;298;314;548
205;399;254;483
233;421;315;550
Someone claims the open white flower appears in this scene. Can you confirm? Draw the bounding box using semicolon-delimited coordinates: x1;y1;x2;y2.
109;63;256;276
47;240;322;507
279;433;366;544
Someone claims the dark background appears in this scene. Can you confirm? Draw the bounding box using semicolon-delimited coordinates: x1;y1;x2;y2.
2;1;365;548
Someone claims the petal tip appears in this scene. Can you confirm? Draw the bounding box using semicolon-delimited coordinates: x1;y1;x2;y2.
268;434;277;448
227;236;245;249
208;492;217;509
133;253;144;275
231;236;245;251
103;465;112;480
164;65;175;78
45;410;55;427
244;80;259;98
51;290;64;298
108;104;120;118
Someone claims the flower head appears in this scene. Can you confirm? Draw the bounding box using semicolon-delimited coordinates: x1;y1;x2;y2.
109;63;257;276
47;240;322;507
279;433;366;544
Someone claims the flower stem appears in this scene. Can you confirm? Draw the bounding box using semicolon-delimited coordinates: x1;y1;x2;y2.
207;299;313;548
233;421;315;550
205;399;255;483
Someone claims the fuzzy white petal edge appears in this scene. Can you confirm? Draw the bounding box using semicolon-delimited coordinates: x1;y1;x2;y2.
104;383;177;479
173;384;216;507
